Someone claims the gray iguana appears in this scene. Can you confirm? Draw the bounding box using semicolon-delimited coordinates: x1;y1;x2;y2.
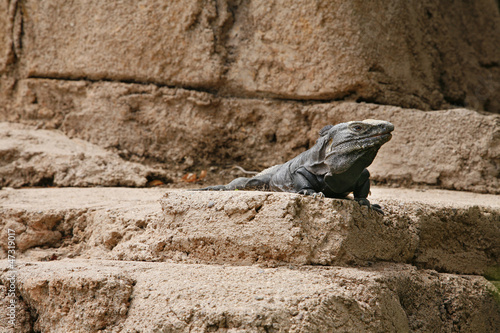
195;119;394;213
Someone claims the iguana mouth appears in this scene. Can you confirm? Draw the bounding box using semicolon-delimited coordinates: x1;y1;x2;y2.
325;132;392;156
368;132;392;144
371;132;392;139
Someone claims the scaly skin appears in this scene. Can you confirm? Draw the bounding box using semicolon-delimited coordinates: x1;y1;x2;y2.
195;119;394;213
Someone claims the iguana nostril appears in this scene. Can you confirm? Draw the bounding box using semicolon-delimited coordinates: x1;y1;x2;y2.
383;122;395;132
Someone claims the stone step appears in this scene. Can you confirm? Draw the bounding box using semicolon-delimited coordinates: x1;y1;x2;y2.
0;187;498;276
1;260;498;333
0;122;168;188
5;80;500;194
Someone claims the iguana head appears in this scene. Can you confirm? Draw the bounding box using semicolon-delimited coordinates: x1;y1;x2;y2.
307;119;394;175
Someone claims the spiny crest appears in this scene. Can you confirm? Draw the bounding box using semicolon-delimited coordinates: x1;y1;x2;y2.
319;125;334;136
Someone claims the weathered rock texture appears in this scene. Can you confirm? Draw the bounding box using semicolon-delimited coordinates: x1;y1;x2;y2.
1;1;499;192
0;1;499;331
158;190;500;275
19;0;225;88
1;260;499;333
3;79;499;193
229;1;500;111
0;187;499;332
0;122;167;187
0;0;11;74
1;188;498;275
6;265;133;332
1;0;499;112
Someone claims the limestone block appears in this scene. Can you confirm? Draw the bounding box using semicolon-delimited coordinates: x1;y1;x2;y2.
0;188;498;275
15;0;500;111
21;0;226;87
154;190;500;274
225;0;500;112
1;260;498;332
8;79;500;193
156;190;416;266
10;79;311;171
0;122;167;187
225;1;369;100
7;263;134;332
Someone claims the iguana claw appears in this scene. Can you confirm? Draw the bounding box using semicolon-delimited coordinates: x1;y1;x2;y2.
355;198;384;214
370;203;384;215
298;189;324;199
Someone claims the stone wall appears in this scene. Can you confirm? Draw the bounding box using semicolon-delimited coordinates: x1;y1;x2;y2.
0;2;499;331
2;1;500;110
2;80;499;193
1;0;499;193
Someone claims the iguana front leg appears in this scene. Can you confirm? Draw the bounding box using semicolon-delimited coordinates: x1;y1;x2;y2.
353;169;383;214
293;168;324;198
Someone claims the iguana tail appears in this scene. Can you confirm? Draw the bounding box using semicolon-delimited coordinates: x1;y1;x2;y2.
194;165;282;191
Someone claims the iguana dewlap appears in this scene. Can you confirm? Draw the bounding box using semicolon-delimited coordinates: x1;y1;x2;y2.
196;119;394;213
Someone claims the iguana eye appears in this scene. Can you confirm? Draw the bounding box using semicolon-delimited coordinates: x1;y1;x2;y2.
352;125;363;131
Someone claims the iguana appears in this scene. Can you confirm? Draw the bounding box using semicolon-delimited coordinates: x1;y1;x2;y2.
195;119;394;213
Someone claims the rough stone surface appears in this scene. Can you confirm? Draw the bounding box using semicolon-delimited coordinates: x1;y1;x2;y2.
0;283;31;332
0;260;498;333
158;190;500;275
0;122;167;188
0;0;11;74
7;79;311;180
0;188;498;275
0;1;498;331
4;0;499;112
20;0;225;88
18;268;133;332
5;79;500;193
224;0;500;112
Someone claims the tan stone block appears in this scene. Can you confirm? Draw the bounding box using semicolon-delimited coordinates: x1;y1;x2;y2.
9;79;500;193
2;260;498;332
156;190;415;266
0;188;498;275
225;1;369;100
0;0;11;73
0;122;167;187
225;0;500;112
21;0;226;87
10;263;134;332
14;0;500;112
10;79;311;172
